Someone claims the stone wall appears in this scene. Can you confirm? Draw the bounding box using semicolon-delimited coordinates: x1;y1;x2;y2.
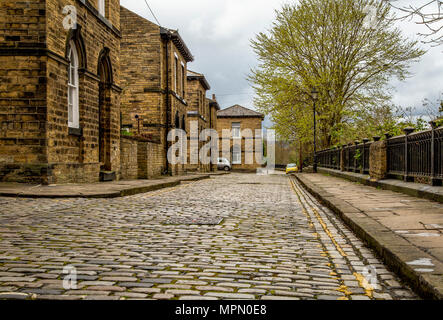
45;0;121;183
120;135;164;180
0;0;122;184
120;136;138;180
217;117;263;172
120;6;192;177
185;78;208;172
0;0;48;183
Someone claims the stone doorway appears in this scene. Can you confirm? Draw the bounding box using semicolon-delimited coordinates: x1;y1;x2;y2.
98;49;114;181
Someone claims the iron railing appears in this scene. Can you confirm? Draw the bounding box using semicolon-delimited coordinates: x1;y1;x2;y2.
387;125;443;184
316;124;443;185
317;148;341;170
317;140;371;174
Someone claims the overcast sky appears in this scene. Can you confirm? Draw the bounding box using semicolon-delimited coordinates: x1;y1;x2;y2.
120;0;443;124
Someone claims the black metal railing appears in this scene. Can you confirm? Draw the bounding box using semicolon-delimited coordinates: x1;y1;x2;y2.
387;125;443;185
318;140;371;174
316;124;443;186
317;147;341;170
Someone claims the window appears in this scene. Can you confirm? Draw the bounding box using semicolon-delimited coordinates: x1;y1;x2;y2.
175;112;180;129
98;0;105;16
232;145;241;164
181;63;185;98
67;41;79;129
174;55;179;93
232;122;241;139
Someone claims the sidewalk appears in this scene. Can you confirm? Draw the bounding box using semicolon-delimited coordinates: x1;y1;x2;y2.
0;172;227;199
294;173;443;300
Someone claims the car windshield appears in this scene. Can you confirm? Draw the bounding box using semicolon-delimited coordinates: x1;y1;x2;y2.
287;164;297;168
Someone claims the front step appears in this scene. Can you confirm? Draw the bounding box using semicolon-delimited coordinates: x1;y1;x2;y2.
100;171;116;182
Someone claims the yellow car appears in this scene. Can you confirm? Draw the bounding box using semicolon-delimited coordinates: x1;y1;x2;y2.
286;163;299;174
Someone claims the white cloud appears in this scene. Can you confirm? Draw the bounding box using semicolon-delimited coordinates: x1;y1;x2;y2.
120;0;443;116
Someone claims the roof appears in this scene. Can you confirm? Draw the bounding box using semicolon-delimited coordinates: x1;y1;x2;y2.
160;27;194;62
187;70;210;90
207;97;220;111
217;105;264;119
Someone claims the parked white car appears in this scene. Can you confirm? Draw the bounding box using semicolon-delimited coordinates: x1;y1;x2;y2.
217;158;232;171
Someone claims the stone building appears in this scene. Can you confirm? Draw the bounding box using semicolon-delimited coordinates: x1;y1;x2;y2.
120;6;193;176
208;95;220;172
185;70;218;173
217;105;264;172
0;0;122;184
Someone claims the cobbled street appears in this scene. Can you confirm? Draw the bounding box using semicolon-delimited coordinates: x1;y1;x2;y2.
0;173;417;300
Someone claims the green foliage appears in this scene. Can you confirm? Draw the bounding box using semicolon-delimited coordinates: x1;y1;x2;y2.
249;0;425;148
121;130;133;136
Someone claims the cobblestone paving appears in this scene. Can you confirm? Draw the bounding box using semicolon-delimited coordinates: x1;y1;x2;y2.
0;173;418;300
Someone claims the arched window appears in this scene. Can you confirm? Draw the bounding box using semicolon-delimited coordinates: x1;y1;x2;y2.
67;41;79;128
98;0;105;16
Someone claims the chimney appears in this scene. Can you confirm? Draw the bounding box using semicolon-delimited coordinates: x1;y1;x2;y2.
212;94;217;101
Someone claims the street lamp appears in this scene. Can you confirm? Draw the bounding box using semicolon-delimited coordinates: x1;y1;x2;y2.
311;87;319;173
135;114;140;135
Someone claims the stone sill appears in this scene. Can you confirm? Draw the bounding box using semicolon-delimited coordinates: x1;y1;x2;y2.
68;127;83;137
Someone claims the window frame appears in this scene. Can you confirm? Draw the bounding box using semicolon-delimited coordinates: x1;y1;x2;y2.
98;0;105;17
181;62;185;98
232;145;242;165
174;53;179;93
232;122;241;139
67;40;80;129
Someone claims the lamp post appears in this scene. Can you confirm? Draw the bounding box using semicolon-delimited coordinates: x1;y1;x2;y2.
311;87;319;173
135;114;140;135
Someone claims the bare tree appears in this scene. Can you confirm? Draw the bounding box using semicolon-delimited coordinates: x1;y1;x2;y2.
386;0;443;45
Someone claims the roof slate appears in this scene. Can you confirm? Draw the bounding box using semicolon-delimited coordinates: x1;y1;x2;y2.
217;105;264;119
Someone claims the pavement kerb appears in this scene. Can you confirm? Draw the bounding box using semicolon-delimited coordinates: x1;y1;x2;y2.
0;175;211;199
293;173;443;300
317;167;443;204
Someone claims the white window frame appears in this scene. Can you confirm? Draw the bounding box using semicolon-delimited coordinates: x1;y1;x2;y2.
98;0;105;16
174;53;179;93
181;62;185;98
67;41;79;129
232;122;241;139
232;146;241;165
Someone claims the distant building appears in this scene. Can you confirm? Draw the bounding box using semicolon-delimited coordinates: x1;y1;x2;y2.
217;105;264;172
186;70;212;172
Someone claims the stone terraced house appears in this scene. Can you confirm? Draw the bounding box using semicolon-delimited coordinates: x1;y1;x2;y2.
217;105;264;172
185;70;219;173
0;0;122;184
120;6;194;177
0;2;219;184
